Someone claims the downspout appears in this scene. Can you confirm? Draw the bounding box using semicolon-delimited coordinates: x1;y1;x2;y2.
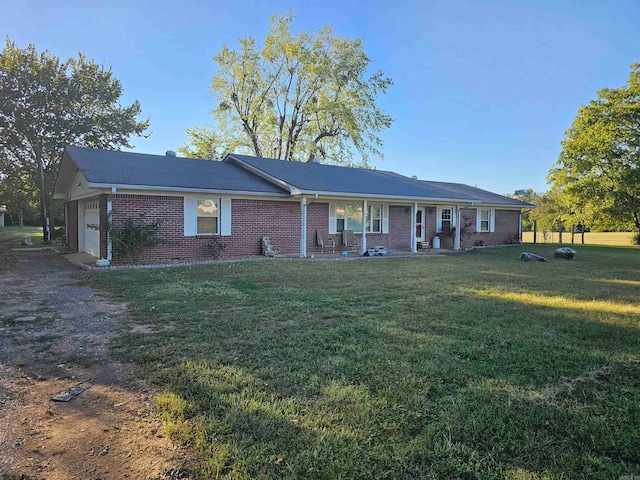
454;205;461;250
411;203;418;253
107;187;116;262
300;196;307;258
361;200;367;254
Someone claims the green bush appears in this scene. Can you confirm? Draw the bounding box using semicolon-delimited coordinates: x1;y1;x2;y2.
90;212;165;262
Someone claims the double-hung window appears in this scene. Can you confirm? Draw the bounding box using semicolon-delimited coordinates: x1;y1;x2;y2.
369;205;381;233
184;197;231;237
478;209;490;232
197;199;219;234
476;208;495;232
440;208;452;232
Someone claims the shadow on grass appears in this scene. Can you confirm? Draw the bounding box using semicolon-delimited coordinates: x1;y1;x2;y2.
95;246;640;478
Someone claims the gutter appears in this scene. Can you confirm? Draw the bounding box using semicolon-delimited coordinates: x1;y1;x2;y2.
85;182;289;197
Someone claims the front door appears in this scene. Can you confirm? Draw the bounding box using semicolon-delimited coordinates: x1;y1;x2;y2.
416;208;425;242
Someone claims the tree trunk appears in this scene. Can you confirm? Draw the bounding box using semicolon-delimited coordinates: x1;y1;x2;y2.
36;147;51;244
571;224;575;244
533;220;537;244
558;221;563;244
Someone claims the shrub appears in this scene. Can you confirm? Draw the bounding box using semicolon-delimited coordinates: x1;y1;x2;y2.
90;212;166;262
207;236;226;259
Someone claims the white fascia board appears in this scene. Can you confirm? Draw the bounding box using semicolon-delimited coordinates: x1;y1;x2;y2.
86;182;291;198
225;155;300;194
296;190;479;204
468;202;536;209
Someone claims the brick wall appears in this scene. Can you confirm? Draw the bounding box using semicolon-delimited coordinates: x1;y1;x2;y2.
99;195;109;259
458;208;520;247
101;195;521;263
110;195;303;263
66;201;78;252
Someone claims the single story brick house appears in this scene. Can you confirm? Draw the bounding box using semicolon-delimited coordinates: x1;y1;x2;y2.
53;146;533;263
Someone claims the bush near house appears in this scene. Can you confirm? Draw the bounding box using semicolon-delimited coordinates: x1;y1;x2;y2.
90;245;640;479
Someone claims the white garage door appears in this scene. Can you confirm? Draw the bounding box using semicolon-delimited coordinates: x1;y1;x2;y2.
84;200;100;257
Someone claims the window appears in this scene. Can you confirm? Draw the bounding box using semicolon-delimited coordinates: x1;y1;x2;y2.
370;205;381;233
335;204;382;233
440;208;452;232
478;209;490;232
197;198;218;234
476;208;494;233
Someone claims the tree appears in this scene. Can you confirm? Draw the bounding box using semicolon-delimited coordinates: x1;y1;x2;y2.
0;38;149;238
548;63;640;241
178;126;230;160
183;14;393;166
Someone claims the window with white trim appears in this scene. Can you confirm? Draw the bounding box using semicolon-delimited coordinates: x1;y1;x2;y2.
478;209;490;232
440;208;452;232
476;208;495;233
196;198;219;234
369;205;381;233
334;204;382;233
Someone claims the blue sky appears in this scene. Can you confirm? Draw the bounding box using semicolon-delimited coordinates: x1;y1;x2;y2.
3;0;639;194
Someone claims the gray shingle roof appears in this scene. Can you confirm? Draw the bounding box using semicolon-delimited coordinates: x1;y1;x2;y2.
56;147;532;208
420;180;530;207
60;146;287;194
226;154;532;207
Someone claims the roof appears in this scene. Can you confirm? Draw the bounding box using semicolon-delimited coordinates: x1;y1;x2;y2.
226;154;532;207
54;146;287;197
54;146;533;208
420;180;529;207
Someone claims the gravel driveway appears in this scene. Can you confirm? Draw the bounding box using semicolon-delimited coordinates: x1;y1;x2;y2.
0;249;185;479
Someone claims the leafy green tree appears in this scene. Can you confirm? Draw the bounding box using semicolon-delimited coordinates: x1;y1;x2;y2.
508;189;541;231
183;14;393;166
0;38;149;237
548;63;640;240
178;126;230;160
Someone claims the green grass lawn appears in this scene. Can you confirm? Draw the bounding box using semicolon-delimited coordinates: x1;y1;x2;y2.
0;226;44;246
522;231;634;246
89;246;640;479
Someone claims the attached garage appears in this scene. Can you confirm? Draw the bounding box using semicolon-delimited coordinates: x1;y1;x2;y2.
82;199;100;257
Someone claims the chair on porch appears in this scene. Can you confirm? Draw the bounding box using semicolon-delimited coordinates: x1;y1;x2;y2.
342;230;360;252
316;230;336;254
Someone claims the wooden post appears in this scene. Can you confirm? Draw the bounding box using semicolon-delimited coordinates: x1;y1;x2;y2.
533;220;537;244
571;224;575;244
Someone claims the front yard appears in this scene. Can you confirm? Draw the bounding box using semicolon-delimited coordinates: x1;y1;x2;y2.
90;245;640;479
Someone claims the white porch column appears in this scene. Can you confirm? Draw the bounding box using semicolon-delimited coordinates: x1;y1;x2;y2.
454;205;461;250
518;211;523;242
361;200;367;254
107;187;116;261
411;203;418;253
300;197;307;258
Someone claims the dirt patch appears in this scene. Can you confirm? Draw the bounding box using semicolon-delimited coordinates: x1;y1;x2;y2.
0;249;187;479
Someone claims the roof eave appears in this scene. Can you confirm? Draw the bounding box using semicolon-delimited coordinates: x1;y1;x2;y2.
295;189;478;203
86;182;290;197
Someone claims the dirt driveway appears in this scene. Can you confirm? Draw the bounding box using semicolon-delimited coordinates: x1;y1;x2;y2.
0;249;185;479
